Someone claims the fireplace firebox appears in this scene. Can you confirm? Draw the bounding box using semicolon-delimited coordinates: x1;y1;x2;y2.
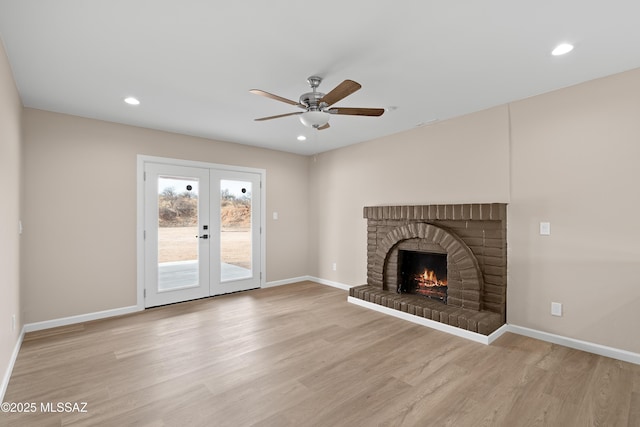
398;250;448;303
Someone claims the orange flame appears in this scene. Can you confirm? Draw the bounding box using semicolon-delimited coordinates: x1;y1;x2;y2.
416;269;447;287
422;269;437;282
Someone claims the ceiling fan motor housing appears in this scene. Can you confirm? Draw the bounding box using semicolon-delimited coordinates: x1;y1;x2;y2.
300;91;326;110
300;76;327;110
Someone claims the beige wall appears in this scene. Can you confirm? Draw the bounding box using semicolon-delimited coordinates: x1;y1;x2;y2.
0;41;22;387
309;106;511;284
310;68;640;354
508;68;640;353
22;109;309;323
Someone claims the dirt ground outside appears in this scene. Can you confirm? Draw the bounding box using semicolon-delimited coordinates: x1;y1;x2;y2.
158;226;251;269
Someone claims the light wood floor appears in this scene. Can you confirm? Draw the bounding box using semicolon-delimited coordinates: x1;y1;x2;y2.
3;281;639;427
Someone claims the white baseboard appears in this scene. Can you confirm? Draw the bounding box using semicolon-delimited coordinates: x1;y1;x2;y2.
505;324;640;366
23;305;142;333
348;296;508;345
265;276;352;291
1;328;25;403
263;276;352;291
263;276;314;288
308;277;352;291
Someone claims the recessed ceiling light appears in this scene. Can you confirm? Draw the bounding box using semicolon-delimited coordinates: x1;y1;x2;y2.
124;96;140;105
297;135;307;141
552;43;574;56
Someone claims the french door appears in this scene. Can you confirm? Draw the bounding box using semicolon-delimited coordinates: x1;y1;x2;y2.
143;161;262;308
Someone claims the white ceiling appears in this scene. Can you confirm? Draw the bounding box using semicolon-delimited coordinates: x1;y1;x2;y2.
1;1;639;155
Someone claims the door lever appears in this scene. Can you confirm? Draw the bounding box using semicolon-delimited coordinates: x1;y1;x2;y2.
196;234;209;239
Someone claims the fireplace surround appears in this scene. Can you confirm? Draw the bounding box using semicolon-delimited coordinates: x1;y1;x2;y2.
350;203;507;335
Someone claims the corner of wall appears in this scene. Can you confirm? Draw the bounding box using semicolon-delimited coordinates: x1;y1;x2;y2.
0;35;25;401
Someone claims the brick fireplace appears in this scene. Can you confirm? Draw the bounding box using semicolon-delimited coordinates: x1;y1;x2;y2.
349;203;507;335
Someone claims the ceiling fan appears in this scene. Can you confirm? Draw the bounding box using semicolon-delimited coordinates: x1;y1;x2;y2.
250;76;384;130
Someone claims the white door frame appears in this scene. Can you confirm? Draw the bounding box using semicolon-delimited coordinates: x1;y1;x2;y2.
136;155;266;310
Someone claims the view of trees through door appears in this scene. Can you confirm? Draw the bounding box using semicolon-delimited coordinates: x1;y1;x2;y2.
158;183;251;269
219;185;252;270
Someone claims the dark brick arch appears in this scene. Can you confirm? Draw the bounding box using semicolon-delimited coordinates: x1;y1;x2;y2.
372;222;484;310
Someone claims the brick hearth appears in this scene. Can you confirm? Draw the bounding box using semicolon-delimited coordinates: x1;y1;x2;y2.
350;203;507;336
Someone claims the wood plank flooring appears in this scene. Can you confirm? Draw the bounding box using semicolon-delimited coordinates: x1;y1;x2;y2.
2;281;639;426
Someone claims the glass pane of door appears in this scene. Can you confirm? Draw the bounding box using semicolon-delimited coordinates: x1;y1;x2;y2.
158;175;200;291
145;162;210;308
220;179;252;282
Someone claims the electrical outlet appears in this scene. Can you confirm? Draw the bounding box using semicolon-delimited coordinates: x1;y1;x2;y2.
551;302;562;317
272;212;278;220
332;262;337;271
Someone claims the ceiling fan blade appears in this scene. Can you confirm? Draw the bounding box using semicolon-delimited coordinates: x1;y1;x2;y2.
317;123;330;130
319;80;361;106
328;107;385;117
254;112;303;121
249;89;305;108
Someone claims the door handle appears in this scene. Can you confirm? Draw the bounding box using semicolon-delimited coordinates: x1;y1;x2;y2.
196;234;209;239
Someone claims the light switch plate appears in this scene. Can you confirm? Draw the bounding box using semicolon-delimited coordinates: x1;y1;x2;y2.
540;222;551;236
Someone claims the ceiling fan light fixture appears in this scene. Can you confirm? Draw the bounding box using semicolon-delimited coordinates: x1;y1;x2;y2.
299;111;330;128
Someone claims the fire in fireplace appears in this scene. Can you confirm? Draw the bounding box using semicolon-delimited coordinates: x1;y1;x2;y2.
398;250;448;303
